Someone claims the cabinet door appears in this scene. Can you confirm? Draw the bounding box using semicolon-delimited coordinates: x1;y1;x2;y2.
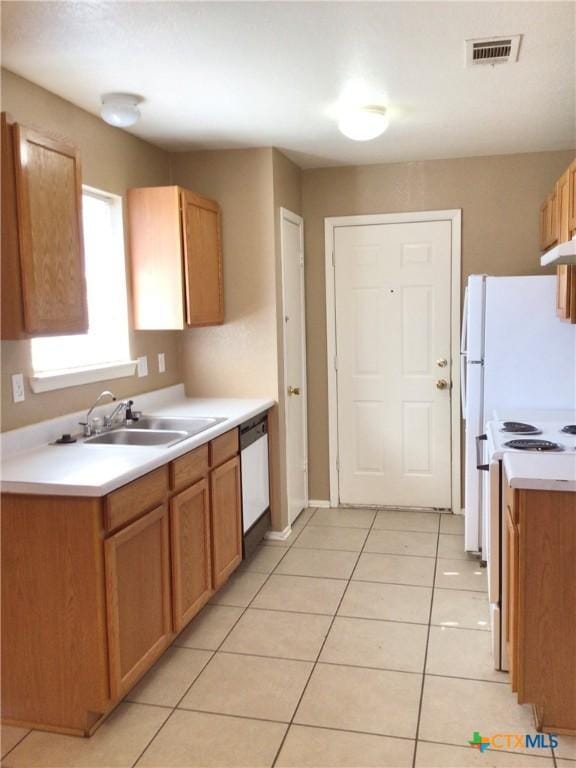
1;115;25;339
171;479;213;632
546;189;559;248
181;190;224;326
13;124;88;335
569;159;576;238
557;170;571;244
539;201;549;252
105;505;172;699
505;504;519;693
210;456;242;589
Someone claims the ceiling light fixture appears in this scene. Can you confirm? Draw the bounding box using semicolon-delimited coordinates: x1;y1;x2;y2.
100;93;143;128
338;105;389;141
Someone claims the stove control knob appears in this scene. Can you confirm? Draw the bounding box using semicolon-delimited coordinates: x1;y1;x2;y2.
436;379;449;390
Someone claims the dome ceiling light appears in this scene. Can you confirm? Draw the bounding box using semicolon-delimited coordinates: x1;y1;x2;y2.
100;93;143;127
338;105;389;142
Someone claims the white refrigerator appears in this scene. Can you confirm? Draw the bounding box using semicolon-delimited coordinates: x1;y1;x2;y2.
461;275;576;555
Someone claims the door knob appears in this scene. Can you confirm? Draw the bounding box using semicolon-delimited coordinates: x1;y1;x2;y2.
437;358;448;368
287;385;301;396
436;379;449;390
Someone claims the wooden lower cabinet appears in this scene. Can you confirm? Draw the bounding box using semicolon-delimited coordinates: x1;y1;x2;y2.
170;479;213;632
556;265;576;323
0;425;248;736
505;504;519;693
105;504;172;699
210;455;243;589
505;482;576;734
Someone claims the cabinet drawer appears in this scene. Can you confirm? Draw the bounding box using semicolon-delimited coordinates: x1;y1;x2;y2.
105;467;168;533
170;444;209;492
210;429;239;468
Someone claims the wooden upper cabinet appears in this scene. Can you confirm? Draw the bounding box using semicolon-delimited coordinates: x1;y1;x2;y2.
568;159;576;238
128;185;224;330
1;116;88;338
539;201;549;252
546;189;558;249
181;190;224;326
556;168;571;245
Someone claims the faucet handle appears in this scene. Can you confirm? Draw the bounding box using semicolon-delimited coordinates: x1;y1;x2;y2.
78;421;91;437
125;400;138;421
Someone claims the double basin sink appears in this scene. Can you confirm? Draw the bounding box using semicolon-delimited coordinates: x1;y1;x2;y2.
84;416;227;447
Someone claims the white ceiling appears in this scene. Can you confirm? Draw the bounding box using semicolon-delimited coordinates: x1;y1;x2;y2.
2;1;575;168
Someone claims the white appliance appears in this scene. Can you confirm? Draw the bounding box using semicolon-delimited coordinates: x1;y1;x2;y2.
240;414;270;557
461;275;576;555
484;413;576;671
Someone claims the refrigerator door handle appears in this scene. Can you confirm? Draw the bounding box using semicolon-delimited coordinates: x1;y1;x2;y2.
476;434;489;471
460;351;467;415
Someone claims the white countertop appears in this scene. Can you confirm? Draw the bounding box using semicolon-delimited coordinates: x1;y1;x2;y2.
1;385;274;497
503;452;576;492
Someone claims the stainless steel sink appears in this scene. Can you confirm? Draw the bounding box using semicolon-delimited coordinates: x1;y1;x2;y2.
84;415;227;447
85;429;189;447
126;415;226;436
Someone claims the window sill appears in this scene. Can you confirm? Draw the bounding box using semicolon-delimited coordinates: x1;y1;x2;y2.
30;361;138;394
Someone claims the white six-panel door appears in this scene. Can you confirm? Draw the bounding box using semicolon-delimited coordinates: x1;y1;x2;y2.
333;220;453;508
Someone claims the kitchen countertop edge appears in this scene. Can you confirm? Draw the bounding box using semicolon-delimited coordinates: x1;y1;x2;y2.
1;397;275;497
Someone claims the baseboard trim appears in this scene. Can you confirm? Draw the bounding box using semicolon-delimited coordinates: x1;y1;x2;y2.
309;499;330;508
264;525;292;541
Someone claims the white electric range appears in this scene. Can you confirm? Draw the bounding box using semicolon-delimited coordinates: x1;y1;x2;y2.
481;410;576;672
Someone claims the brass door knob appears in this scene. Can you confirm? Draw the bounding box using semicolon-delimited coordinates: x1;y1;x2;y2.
437;358;448;368
287;385;301;396
436;379;449;390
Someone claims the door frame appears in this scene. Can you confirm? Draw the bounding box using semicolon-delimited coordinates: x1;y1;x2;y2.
280;207;309;519
325;209;462;511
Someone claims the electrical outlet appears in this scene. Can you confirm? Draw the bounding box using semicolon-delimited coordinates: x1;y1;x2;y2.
157;352;166;373
137;356;148;378
11;373;25;403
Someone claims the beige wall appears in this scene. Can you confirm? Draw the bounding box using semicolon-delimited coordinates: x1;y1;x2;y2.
1;69;182;431
170;148;278;400
302;150;575;500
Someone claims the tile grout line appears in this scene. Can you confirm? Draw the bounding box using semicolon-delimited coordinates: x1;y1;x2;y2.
411;512;441;768
0;730;33;762
269;510;380;767
130;508;315;768
132;515;313;768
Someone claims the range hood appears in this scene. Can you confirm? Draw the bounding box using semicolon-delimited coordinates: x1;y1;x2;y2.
540;237;576;267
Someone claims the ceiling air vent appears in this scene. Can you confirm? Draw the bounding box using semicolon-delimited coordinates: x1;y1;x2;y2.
466;35;522;66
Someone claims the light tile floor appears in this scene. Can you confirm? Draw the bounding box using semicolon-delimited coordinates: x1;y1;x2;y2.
2;507;568;768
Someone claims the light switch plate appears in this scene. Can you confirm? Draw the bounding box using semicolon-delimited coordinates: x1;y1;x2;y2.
157;352;166;373
137;356;148;378
11;373;25;403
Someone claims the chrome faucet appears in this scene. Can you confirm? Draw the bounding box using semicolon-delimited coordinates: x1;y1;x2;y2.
104;399;135;429
79;390;116;437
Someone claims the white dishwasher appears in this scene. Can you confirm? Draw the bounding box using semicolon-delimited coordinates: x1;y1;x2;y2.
240;413;270;557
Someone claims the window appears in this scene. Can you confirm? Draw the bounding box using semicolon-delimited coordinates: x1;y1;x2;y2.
30;188;134;391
